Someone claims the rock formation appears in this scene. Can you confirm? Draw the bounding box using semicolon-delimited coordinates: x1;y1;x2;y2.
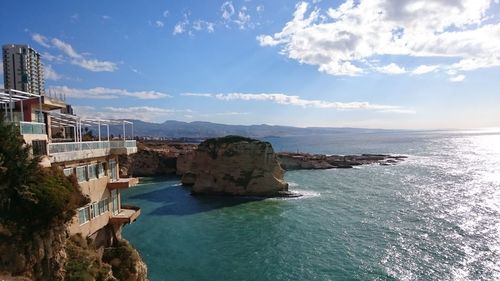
277;153;407;170
181;136;290;196
119;141;196;177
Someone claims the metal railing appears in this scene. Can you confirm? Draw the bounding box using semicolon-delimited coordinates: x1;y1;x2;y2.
48;140;136;154
19;121;46;134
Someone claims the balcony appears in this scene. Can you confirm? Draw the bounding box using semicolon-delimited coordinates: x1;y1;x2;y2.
107;177;140;190
48;140;137;163
19;121;46;134
110;205;141;225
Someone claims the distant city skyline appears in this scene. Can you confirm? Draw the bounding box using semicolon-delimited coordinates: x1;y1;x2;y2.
1;0;499;129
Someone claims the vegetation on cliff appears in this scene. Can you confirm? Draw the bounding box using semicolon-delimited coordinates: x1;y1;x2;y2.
0;116;87;280
65;235;116;281
103;240;148;281
0;116;86;235
199;135;269;159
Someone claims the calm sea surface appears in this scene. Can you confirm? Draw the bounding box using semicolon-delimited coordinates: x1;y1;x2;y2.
122;129;500;281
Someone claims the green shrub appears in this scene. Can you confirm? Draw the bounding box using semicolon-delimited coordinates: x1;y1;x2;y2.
0;115;87;234
65;234;115;281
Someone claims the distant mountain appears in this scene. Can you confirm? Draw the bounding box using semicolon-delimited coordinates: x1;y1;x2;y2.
112;120;395;139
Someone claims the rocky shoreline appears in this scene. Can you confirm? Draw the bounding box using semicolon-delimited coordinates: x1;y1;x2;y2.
121;140;407;177
277;152;407;170
119;138;406;198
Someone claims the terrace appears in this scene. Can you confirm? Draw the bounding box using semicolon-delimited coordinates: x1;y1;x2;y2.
47;112;137;162
1;88;138;162
110;205;141;225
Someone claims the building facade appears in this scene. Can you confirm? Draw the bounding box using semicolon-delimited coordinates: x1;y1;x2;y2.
2;44;45;96
1;88;140;247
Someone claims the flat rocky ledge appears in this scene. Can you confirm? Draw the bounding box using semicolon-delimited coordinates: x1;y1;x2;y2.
277;152;407;170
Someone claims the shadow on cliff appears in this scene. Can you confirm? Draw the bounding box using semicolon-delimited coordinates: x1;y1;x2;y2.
129;184;264;216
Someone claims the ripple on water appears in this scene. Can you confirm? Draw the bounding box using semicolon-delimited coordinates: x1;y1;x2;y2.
122;132;500;281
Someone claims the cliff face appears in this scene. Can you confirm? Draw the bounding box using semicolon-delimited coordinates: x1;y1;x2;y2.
119;150;176;177
0;223;67;281
181;136;288;196
120;142;196;177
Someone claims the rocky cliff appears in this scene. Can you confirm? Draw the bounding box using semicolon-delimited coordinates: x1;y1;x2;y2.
180;136;289;196
120;141;196;177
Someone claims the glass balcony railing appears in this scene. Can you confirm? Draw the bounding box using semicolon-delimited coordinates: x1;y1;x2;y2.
19;121;46;134
109;140;137;148
48;140;136;155
48;141;110;154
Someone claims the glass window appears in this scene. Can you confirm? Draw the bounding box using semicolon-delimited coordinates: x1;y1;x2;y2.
111;190;119;214
76;166;87;182
63;168;74;177
88;164;97;180
93;202;99;217
97;163;105;177
109;160;117;181
78;207;89;224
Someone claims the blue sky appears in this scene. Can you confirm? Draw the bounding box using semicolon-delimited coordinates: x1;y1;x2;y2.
1;0;499;129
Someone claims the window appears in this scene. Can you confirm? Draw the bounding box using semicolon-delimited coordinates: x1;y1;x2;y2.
111;190;119;215
109;160;117;181
98;198;109;214
76;166;87;182
92;202;99;217
78;207;90;224
97;163;105;177
32;140;47;156
63;168;74;177
88;164;97;180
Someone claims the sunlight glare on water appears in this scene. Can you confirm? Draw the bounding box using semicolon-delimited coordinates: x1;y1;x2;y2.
123;131;500;281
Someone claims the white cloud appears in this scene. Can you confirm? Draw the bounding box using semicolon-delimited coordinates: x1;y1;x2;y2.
163;10;169;17
102;15;111;20
44;65;62;81
221;2;254;29
181;93;213;97
31;33;51;48
154;20;164;28
376;63;406;74
183;92;414;113
42;52;65;63
412;64;440;75
449;74;466;82
257;0;500;76
193;20;215;33
40;37;118;72
200;111;250;117
235;6;251;29
451;57;500;71
50;86;171;100
221;1;235;21
173;22;187;35
73;106;183;122
256;5;264;14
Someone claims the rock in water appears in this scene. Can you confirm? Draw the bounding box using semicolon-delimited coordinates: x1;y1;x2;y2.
182;136;289;196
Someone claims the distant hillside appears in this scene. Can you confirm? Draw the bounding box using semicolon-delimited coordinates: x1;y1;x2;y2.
113;120;393;139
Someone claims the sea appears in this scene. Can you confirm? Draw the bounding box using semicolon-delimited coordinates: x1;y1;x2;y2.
122;129;500;281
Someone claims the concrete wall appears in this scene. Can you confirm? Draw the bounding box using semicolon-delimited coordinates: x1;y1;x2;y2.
65;156;123;237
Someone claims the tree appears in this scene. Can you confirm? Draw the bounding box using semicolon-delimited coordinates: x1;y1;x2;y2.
0;114;86;233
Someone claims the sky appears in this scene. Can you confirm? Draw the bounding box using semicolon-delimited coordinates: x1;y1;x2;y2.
1;0;499;129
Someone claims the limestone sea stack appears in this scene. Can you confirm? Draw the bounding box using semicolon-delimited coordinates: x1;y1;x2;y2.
181;136;290;197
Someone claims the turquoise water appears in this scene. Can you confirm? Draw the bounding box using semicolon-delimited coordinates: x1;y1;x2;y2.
122;130;500;280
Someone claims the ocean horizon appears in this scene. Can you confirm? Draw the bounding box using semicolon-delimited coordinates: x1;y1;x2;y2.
122;129;500;280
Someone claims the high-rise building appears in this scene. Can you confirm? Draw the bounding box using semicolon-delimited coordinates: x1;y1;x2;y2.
2;44;45;95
